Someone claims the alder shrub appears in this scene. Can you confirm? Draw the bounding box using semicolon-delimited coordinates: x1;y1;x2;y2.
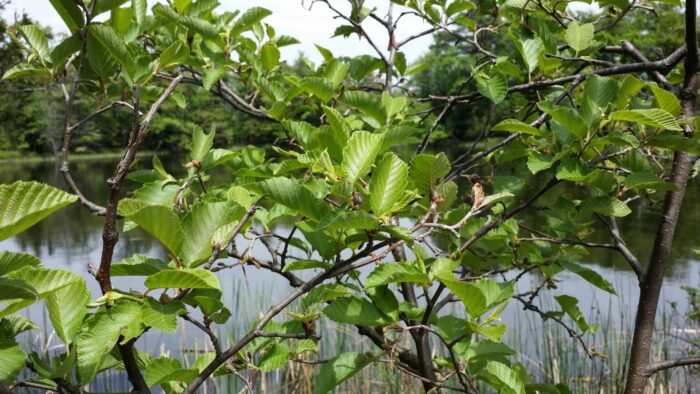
1;0;699;393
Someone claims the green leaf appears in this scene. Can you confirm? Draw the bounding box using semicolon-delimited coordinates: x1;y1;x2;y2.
318;210;378;231
231;7;272;36
565;22;594;54
480;192;515;208
159;40;190;70
18;25;50;62
579;196;631;217
0;278;36;303
145;269;221;290
48;0;85;31
261;43;280;71
555;295;590;332
76;301;142;383
0;316;38;338
581;75;618;124
322;296;392;326
379;225;415;245
281;260;329;272
435;272;488;317
342;131;384;185
144;357;197;387
93;0;129;16
527;153;555;174
46;280;89;344
491;119;543;137
0;338;26;383
538;102;588;139
0;181;77;241
476;74;507;104
132;0;147;26
0;251;41;276
181;16;220;39
111;255;170;276
2;64;51;80
624;172;678;191
323;59;350;88
410;153;451;195
51;34;82;65
140;298;186;333
118;203;185;257
181;201;233;266
202;66;226;91
369;153;409;217
381;92;408;118
516;34;544;73
300;78;334;102
191;126;215;161
610;109;682;131
446;0;476;16
651;85;681;116
258;343;291;372
341;91;387;125
88;24;135;77
365;262;429;288
259;177;330;222
484;361;526;394
8;267;83;298
556;160;589;182
559;261;616;294
314;352;373;394
301;284;353;312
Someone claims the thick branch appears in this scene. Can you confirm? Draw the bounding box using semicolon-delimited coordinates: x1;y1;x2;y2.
623;1;698;392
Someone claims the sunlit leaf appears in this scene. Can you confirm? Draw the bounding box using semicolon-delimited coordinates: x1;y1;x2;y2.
0;181;77;241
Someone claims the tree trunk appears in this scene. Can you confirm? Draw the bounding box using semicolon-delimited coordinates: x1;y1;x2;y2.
623;1;698;391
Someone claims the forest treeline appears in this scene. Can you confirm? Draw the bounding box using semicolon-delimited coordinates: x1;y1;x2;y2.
0;2;685;156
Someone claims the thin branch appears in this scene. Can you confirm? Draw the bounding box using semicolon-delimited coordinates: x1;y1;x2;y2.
181;314;222;356
184;241;404;393
514;294;595;358
645;357;700;376
600;216;643;279
422;45;687;104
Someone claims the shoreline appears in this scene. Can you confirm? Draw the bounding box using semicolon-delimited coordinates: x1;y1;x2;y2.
0;150;157;164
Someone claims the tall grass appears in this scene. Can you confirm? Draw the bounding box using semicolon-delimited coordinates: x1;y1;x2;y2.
15;276;699;393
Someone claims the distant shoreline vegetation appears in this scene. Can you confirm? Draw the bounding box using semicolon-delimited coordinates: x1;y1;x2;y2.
0;150;155;163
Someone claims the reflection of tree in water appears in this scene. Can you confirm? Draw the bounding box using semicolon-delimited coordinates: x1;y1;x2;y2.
0;159;167;266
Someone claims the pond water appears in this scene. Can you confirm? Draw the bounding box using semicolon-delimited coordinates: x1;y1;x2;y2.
2;156;699;392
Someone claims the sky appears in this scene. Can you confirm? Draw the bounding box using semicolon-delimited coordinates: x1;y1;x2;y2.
1;0;436;64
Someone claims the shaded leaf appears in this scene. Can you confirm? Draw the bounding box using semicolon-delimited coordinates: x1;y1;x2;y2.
314;352;373;394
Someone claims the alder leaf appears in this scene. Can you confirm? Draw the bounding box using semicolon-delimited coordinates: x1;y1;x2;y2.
0;181;77;241
341;131;384;185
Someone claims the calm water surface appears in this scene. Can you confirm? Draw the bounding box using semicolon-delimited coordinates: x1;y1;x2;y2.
2;156;699;390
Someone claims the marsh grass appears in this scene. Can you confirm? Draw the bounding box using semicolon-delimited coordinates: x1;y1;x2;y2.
13;276;699;393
